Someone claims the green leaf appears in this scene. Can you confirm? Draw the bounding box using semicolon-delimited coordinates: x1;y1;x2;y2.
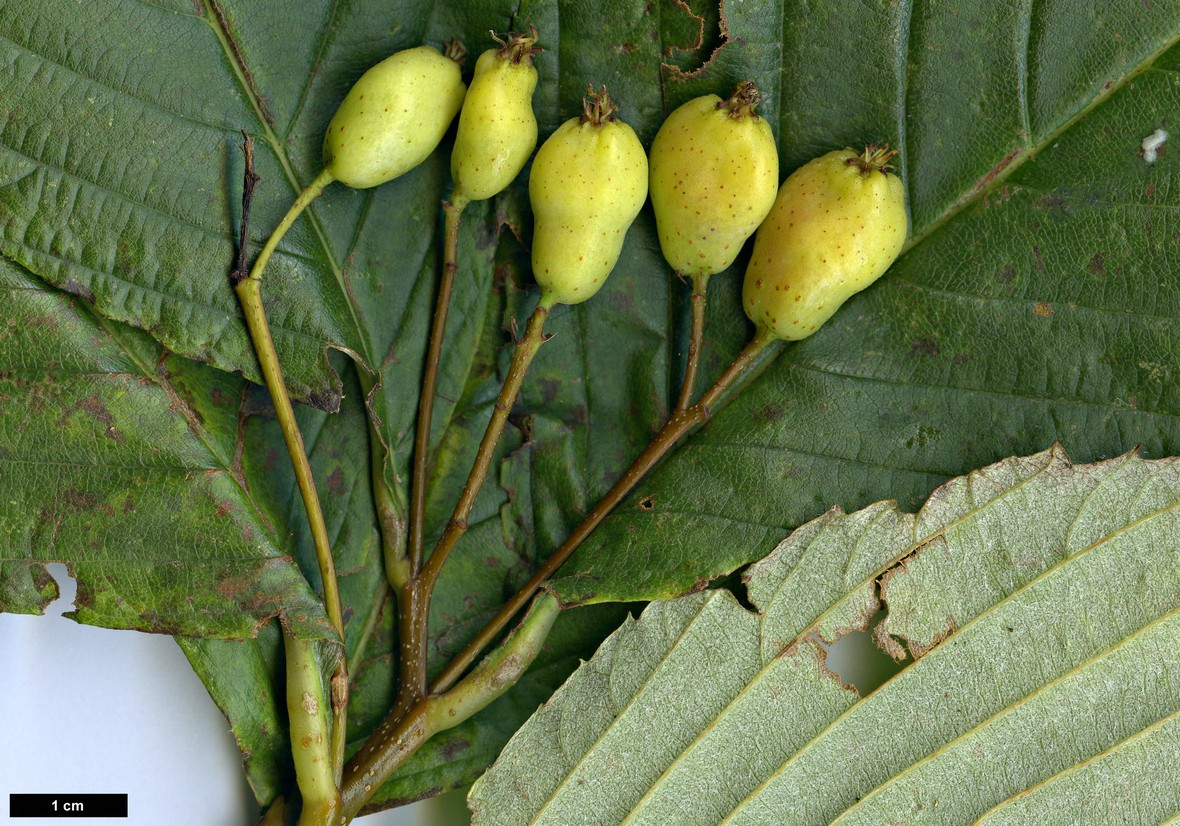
6;0;1180;815
548;1;1180;604
0;255;333;639
469;447;1180;824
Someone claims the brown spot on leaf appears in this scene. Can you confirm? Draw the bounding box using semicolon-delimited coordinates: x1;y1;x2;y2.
63;278;96;303
63;489;100;511
1034;302;1054;318
539;377;560;405
1087;252;1107;275
997;264;1015;284
973;147;1021;194
325;467;347;496
79;394;113;426
1037;192;1069;217
912;338;940;357
440;738;470;762
751;403;784;425
306;387;340;414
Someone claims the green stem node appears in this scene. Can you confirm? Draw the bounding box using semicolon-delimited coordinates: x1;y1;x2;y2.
284;634;342;826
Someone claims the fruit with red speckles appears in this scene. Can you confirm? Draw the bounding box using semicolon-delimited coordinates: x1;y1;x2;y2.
323;44;466;189
649;81;779;278
743;145;907;340
451;29;541;204
529;86;648;306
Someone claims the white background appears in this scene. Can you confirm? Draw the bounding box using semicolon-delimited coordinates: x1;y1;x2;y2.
0;565;463;825
1;565;885;825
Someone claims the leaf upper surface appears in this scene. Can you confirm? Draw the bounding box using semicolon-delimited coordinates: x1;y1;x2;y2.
549;1;1180;604
6;0;1180;812
0;256;333;639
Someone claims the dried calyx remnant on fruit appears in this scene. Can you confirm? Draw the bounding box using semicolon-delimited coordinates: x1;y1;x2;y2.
530;85;649;306
743;144;907;340
451;27;541;205
323;42;468;189
649;81;779;278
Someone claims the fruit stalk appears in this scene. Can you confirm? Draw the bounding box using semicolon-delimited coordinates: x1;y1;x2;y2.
398;298;554;704
420;299;553;588
408;197;468;575
430;327;780;694
234;139;348;781
674;272;710;413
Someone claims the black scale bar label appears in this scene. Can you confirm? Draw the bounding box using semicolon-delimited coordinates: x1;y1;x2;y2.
10;794;128;818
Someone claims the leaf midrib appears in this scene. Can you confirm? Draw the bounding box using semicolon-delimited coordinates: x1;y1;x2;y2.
200;0;371;366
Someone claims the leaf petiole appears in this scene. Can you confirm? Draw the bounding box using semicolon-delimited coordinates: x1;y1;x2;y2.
284;634;342;826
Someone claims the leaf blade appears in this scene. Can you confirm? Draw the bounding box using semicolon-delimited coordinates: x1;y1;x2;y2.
470;447;1180;824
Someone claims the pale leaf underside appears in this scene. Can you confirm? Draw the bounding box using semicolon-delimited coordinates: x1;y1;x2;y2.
470;447;1180;824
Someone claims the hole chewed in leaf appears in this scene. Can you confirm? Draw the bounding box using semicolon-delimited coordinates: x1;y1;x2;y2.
474;446;1180;824
661;0;729;81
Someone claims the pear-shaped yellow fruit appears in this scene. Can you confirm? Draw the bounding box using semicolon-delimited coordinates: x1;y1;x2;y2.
323;44;466;189
743;146;907;340
530;87;648;306
451;30;541;204
649;82;779;278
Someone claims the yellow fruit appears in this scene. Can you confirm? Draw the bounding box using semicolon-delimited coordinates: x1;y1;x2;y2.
451;29;541;204
743;145;907;341
323;44;466;189
530;87;648;306
649;82;779;278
